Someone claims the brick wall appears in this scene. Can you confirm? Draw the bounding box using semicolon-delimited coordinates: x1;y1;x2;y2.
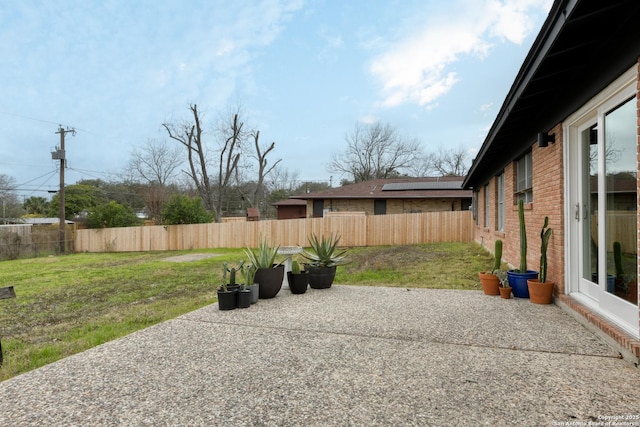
310;198;467;216
473;124;565;293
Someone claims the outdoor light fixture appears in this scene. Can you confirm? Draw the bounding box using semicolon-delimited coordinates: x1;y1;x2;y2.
537;131;555;147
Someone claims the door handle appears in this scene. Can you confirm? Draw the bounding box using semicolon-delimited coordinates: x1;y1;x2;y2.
575;203;580;220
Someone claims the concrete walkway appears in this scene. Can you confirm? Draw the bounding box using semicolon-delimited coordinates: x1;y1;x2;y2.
1;286;639;426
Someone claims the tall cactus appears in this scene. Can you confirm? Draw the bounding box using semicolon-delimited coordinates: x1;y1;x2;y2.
613;241;624;279
493;239;503;272
539;216;552;283
518;199;527;273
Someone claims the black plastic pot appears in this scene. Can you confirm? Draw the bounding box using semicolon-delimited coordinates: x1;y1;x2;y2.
217;289;237;310
237;289;252;308
287;271;309;294
307;266;337;289
255;265;285;299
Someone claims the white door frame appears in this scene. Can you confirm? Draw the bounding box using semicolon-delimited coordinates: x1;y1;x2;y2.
564;66;639;338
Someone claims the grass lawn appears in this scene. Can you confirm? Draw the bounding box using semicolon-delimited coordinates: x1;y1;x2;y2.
0;242;493;382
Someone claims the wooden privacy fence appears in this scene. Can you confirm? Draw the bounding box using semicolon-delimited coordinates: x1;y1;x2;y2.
74;211;473;253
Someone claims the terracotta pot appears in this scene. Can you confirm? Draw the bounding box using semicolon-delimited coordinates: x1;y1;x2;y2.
527;279;554;304
499;286;512;299
479;272;500;295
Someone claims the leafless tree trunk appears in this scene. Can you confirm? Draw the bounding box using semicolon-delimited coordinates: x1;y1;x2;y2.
328;121;422;182
249;130;281;211
162;104;214;211
215;113;244;221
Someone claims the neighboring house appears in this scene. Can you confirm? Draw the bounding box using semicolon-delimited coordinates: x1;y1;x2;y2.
291;177;472;218
463;0;640;362
272;198;307;220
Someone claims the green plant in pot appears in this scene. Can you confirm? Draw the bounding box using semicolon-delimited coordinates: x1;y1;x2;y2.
527;216;554;304
287;259;309;294
495;269;511;299
613;241;628;294
242;264;259;304
219;262;245;311
479;239;502;295
507;199;539;298
301;233;349;289
244;236;284;299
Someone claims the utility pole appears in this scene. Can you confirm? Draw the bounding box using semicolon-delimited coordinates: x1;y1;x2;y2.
54;126;75;254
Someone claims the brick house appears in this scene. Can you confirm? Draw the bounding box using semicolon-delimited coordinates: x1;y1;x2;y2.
291;176;471;218
463;0;640;363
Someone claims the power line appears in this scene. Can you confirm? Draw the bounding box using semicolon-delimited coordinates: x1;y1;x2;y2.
0;110;92;134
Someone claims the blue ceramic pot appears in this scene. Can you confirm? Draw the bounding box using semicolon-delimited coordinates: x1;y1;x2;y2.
507;270;539;298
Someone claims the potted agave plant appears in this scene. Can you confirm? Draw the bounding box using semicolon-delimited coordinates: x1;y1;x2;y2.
479;239;502;295
507;199;539;298
527;216;554;304
302;233;348;289
287;260;309;294
244;236;284;299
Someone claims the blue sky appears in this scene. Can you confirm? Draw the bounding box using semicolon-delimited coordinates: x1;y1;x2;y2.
0;0;552;199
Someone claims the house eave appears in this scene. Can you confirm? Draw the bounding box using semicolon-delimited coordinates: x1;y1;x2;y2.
464;0;640;190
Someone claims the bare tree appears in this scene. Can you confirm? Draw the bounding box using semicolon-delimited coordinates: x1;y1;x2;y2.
127;139;183;186
0;174;23;221
249;130;281;210
162;104;214;211
214;112;245;221
426;146;470;177
267;165;300;194
328;121;422;182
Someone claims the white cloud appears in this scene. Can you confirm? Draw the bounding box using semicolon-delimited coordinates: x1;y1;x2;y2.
369;0;552;108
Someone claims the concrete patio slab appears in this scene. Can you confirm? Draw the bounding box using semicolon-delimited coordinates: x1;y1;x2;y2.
0;286;638;426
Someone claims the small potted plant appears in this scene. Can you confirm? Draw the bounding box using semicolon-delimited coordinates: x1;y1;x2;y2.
301;233;349;289
244;236;284;299
287;260;309;294
496;269;511;299
242;264;259;304
479;239;502;295
527;216;554;304
507;199;539;298
218;262;244;310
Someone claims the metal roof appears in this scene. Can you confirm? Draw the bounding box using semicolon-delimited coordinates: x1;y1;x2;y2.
463;0;640;189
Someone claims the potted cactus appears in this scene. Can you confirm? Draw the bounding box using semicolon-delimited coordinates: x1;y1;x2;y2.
287;260;309;294
527;216;554;304
479;239;502;295
507;199;539;298
218;262;245;310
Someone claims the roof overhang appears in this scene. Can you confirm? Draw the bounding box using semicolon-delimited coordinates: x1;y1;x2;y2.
463;0;640;189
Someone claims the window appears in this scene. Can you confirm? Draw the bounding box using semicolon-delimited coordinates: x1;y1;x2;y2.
496;173;505;231
484;184;489;228
516;152;533;203
374;200;386;215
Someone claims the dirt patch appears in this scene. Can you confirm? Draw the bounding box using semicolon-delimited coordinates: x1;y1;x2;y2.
162;253;221;263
